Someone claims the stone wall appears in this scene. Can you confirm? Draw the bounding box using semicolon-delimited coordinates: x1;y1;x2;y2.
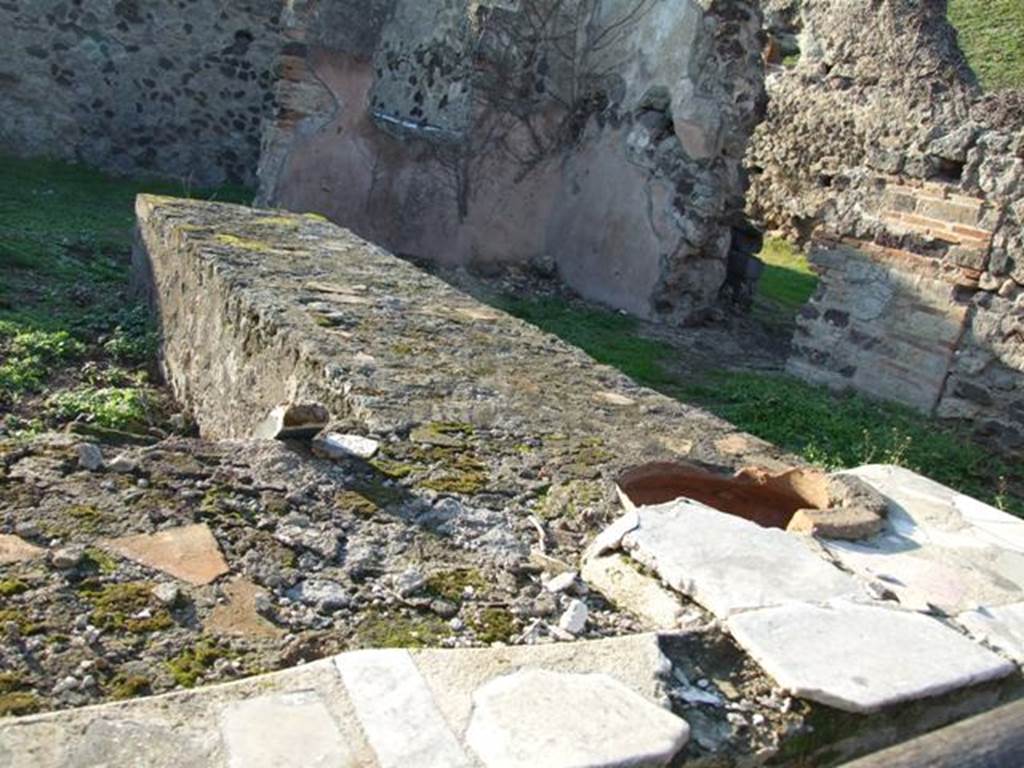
258;0;765;323
749;0;1024;453
0;0;284;187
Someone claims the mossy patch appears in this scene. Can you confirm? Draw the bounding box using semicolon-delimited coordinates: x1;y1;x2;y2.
0;579;29;598
410;421;475;447
470;607;517;644
107;673;152;700
424;568;488;603
166;638;232;687
214;233;273;252
84;582;173;634
0;692;40;717
369;458;416;480
536;480;605;520
0;607;46;636
354;609;450;649
63;504;108;533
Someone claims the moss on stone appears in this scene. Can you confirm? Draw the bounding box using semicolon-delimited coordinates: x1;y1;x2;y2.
0;692;40;717
86;582;173;634
424;568;487;603
536;479;605;520
64;503;107;533
166;638;232;688
410;421;475;447
355;609;450;649
470;607;517;644
107;673;152;700
214;233;273;252
420;469;488;495
0;579;29;598
82;547;119;574
368;458;416;480
0;608;46;636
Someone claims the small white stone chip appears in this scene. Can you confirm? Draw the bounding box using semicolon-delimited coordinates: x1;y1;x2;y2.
558;599;589;635
466;669;689;768
313;433;380;460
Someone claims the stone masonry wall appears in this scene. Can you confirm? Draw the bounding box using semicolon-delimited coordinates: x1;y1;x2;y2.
0;0;284;187
749;0;1024;453
258;0;765;323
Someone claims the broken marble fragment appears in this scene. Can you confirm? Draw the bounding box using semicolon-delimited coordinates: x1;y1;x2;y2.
253;403;329;440
558;599;589;635
312;432;380;460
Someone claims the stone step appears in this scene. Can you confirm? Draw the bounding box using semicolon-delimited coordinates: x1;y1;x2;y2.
0;635;688;768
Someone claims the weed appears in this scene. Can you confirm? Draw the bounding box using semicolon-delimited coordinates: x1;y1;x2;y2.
47;386;153;431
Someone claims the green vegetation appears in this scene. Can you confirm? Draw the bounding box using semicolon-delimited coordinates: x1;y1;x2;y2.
949;0;1024;90
756;237;818;315
0;688;40;717
355;609;451;649
424;568;488;603
107;673;153;700
0;153;250;435
166;638;233;687
495;296;1022;517
47;386;153;431
470;607;518;644
0;579;29;598
494;296;678;388
85;582;174;634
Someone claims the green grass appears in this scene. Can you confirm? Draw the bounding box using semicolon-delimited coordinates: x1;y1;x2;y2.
493;296;678;388
756;237;818;314
0;154;250;432
495;296;1022;517
949;0;1024;90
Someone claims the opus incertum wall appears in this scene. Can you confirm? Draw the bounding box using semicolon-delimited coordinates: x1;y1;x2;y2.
0;0;283;186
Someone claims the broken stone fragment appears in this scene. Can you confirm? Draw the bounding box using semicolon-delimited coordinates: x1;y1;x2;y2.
207;579;283;638
543;571;578;594
786;473;888;539
151;582;180;607
558;598;589;635
102;523;229;586
253;403;329;440
76;443;104;471
289;578;351;613
787;506;884;539
581;553;685;630
51;545;86;571
0;534;45;565
108;453;137;474
312;432;380;460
